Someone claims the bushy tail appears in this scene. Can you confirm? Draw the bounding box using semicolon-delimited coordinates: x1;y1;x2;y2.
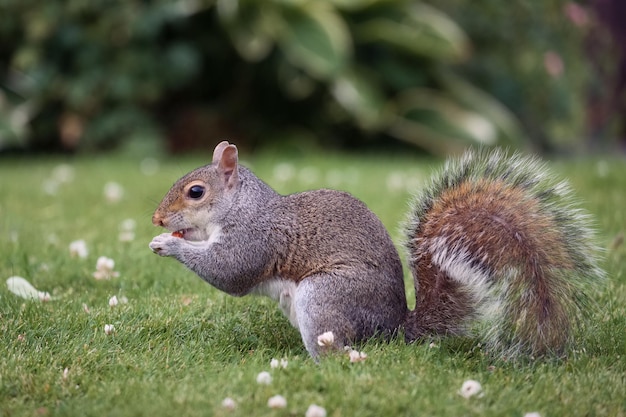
403;149;604;358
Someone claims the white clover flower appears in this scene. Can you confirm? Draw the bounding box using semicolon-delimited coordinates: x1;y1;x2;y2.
386;171;405;192
305;404;327;417
596;160;609;178
104;324;115;335
404;175;425;194
348;349;367;363
267;395;287;409
317;331;335;347
120;219;136;231
221;397;237;410
47;234;59;245
93;256;120;280
69;240;88;259
52;164;75;183
118;231;135;242
42;179;59;195
6;276;51;301
108;295;119;307
140;158;159;176
273;162;296;183
524;413;542;417
256;371;272;385
104;182;124;203
63;368;70;380
325;170;343;188
298;166;320;185
459;380;483;399
270;358;288;369
119;219;136;241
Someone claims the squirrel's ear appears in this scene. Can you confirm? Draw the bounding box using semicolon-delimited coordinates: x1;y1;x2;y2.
217;144;239;189
212;140;231;164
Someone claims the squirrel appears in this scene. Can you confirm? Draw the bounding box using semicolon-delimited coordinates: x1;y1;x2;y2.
149;141;604;359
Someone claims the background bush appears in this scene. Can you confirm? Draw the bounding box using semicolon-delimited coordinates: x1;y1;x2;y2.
0;0;621;155
425;0;622;153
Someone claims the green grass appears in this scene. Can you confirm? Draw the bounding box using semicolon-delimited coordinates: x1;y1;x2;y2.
1;150;625;417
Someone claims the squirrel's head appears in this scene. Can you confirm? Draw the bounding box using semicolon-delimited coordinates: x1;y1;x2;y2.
152;141;239;241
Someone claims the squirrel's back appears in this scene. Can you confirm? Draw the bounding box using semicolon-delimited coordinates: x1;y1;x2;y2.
268;188;404;283
404;150;604;358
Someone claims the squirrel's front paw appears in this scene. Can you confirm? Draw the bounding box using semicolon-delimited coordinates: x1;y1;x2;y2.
149;233;181;257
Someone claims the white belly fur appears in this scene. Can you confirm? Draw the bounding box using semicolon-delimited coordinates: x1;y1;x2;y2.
250;278;299;329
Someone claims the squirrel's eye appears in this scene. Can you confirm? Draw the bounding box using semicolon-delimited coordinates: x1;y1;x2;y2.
188;185;205;199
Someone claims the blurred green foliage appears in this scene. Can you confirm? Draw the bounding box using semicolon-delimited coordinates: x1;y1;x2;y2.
425;0;615;152
0;0;610;154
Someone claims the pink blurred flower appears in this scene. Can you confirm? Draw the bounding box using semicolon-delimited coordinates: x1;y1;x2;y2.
564;2;589;27
544;51;564;78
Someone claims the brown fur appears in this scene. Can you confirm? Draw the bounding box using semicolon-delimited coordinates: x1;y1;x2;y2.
407;178;578;354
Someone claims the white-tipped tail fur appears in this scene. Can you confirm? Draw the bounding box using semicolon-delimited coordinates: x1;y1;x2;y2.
404;149;604;358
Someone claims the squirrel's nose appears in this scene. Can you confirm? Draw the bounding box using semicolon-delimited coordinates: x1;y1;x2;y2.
152;213;166;227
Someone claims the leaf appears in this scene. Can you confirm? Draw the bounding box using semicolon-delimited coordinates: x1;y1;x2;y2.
277;3;351;79
388;89;499;155
331;68;387;130
437;71;525;146
354;3;469;62
277;61;317;100
326;0;382;11
217;1;276;62
6;276;51;301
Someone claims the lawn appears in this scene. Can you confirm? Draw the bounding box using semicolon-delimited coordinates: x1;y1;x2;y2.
1;148;625;417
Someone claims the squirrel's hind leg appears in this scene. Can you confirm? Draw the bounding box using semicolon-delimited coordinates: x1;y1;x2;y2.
293;272;405;359
293;277;356;358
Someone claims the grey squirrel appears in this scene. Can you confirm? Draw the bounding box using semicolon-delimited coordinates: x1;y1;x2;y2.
149;141;604;359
